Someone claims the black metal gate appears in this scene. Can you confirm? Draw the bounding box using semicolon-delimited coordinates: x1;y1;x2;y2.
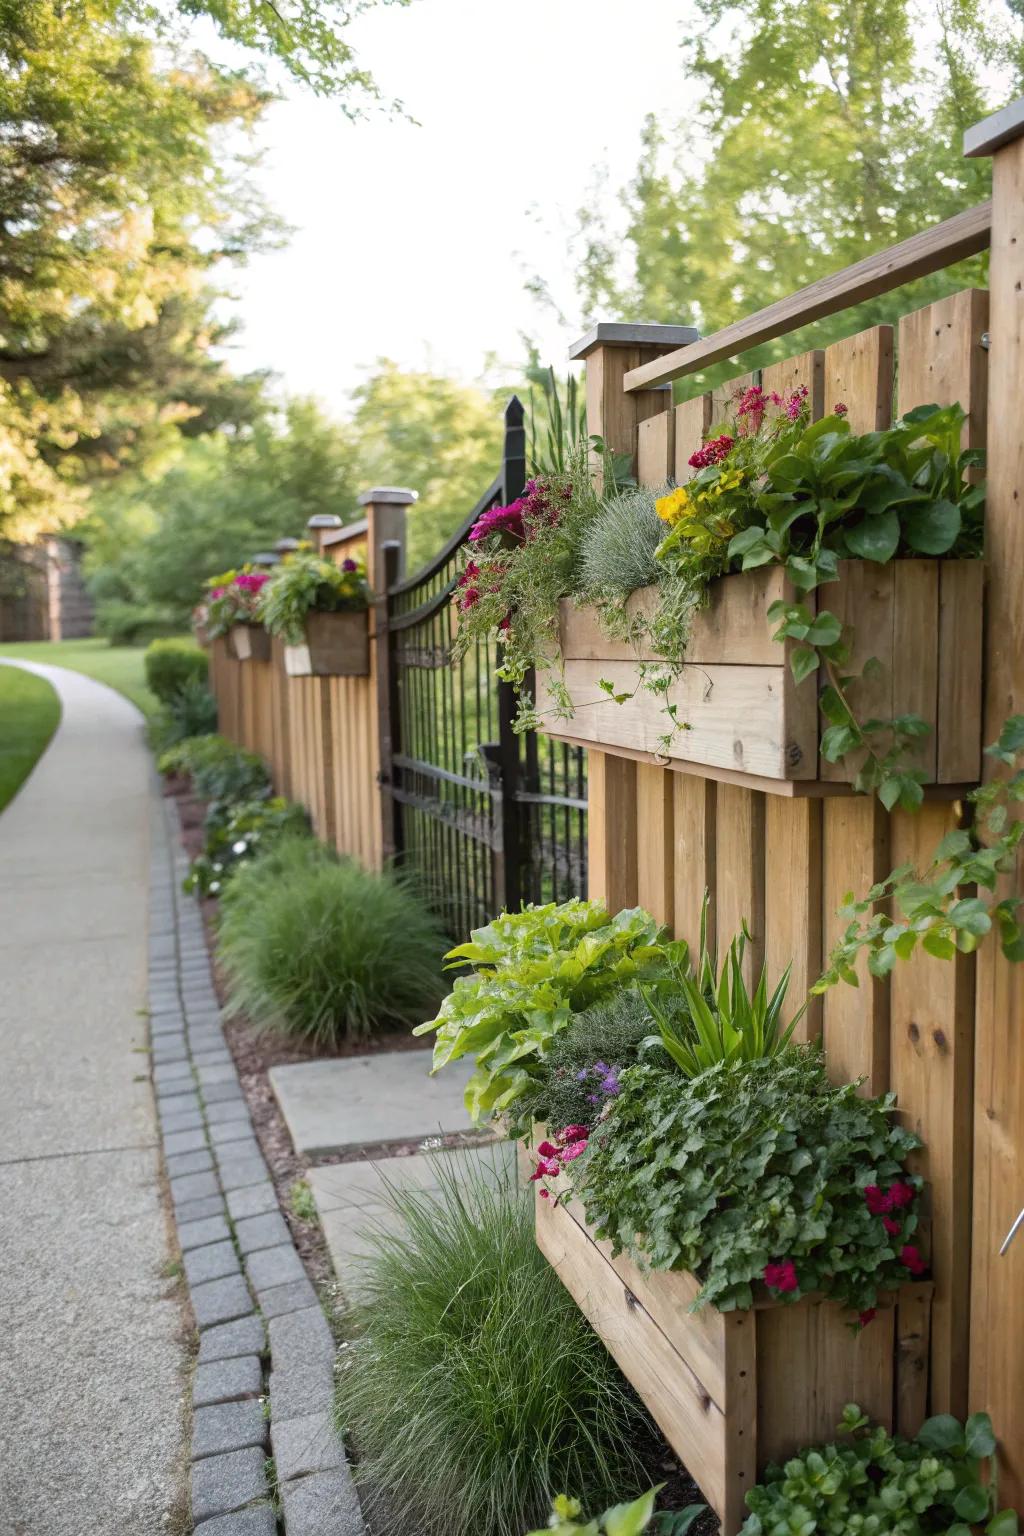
377;398;588;938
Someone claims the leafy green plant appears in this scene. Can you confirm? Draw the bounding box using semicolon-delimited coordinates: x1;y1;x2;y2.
525;1489;705;1536
335;1153;654;1536
203;568;271;638
146;677;218;752
740;1403;1018;1536
218;837;447;1045
817;715;1024;989
184;796;310;896
574;1050;923;1318
257;548;371;645
175;737;270;804
143;638;208;704
415;899;688;1122
527;364;587;477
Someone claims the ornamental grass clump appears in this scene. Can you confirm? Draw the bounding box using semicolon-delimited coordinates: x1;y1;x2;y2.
572;1048;924;1320
217;838;447;1045
335;1155;653;1536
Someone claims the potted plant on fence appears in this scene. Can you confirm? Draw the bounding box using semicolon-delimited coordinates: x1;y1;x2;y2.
415;896;934;1536
201;567;272;661
257;548;372;677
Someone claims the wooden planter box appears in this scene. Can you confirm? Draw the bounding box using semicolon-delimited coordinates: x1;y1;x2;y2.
282;609;370;678
538;561;983;791
229;623;271;663
536;1184;932;1535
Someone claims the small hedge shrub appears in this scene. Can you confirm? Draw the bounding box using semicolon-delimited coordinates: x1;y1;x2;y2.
147;677;218;753
336;1156;653;1536
157;734;270;803
144;638;208;704
217;839;447;1044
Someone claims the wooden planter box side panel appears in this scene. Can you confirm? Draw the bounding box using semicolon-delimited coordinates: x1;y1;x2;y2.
283;609;370;677
230;624;271;663
542;561;982;787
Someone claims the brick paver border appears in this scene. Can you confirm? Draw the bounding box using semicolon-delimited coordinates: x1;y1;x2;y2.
150;796;363;1536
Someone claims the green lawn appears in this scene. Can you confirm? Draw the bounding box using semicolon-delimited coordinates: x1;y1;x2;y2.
0;637;182;718
0;665;62;812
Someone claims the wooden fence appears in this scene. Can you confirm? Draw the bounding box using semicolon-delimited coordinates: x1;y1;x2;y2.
208;97;1024;1499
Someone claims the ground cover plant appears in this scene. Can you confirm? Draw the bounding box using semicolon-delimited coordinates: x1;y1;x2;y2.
525;1490;704;1536
335;1155;655;1536
739;1403;1018;1536
158;734;270;804
257;548;371;644
143;638;208;704
217;836;447;1044
184;796;310;896
0;665;61;811
415;898;689;1122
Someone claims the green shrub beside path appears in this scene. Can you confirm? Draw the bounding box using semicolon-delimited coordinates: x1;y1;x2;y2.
0;666;61;811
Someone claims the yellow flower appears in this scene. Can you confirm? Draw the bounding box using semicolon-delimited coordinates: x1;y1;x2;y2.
655;486;691;524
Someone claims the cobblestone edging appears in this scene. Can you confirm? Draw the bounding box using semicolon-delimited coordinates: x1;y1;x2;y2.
149;794;363;1536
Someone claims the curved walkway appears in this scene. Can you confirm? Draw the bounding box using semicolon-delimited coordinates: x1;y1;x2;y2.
0;662;186;1534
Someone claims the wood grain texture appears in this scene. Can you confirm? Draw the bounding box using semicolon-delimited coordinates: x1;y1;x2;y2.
821;796;891;1093
672;773;717;954
764;797;823;1040
761;349;825;419
938;561;984;782
896;1283;934;1436
892;561;940;782
622;202;992;391
823;325;894;431
970;136;1024;1509
637;407;675;488
586;749;638;911
896;288;989;446
819;561;896;783
715;784;766;982
636;763;674;927
675;395;713;481
890;804;975;1417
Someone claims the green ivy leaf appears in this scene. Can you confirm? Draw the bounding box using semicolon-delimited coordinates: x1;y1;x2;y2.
965;1411;997;1458
987;1510;1020;1536
789;646;819;685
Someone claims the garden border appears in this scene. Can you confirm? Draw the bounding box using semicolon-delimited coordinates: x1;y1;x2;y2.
149;789;363;1536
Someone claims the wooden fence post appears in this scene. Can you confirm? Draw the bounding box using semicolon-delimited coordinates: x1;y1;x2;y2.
306;514;342;554
359;488;415;869
567;322;699;909
964;97;1024;1500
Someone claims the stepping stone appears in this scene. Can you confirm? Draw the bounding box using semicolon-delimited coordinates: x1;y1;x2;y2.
193;1398;267;1458
193;1354;262;1407
198;1315;266;1364
269;1049;476;1157
279;1466;362;1536
191;1446;267;1524
271;1410;345;1481
308;1142;514;1302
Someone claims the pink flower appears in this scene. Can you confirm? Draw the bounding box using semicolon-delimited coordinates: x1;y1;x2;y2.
833;402;849;416
859;1308;877;1328
457;561;480;587
883;1217;902;1236
234;571;269;592
560;1140;588;1163
539;1188;550;1200
538;1157;561;1177
763;1259;799;1294
901;1244;927;1277
688;434;734;470
559;1126;589;1142
537;1141;558;1158
888;1181;915;1210
785;385;810;421
498;614;511;632
209;586;226;600
457;587;480;612
864;1185;890;1215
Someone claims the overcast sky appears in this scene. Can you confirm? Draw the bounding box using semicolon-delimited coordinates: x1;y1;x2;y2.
220;1;692;410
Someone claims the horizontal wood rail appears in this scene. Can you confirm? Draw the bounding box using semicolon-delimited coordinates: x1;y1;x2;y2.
622;201;992;392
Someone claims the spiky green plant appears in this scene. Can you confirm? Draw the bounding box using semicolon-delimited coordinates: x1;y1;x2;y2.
577;484;666;605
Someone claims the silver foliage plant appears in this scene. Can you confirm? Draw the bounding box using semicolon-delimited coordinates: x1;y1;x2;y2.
577;483;668;605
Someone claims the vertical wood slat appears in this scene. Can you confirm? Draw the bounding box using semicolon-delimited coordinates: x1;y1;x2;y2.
761;349;825;418
672;774;716;956
588;751;638;911
637;408;675;489
714;784;765;983
890;804;975;1418
763;798;823;1041
636;763;674;928
823;325;894;432
821;796;891;1095
674;395;713;481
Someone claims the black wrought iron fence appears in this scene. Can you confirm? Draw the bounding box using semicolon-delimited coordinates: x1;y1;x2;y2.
377;397;588;938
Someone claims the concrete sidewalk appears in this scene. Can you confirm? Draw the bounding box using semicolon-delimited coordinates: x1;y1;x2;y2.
0;662;186;1535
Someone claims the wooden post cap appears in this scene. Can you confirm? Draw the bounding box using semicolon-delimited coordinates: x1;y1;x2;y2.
356;487;418;506
569;321;699;361
250;550;280;566
306;514;343;530
274;537;302;553
964;94;1024;157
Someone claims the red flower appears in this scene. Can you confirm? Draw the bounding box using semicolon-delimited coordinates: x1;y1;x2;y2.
688;434;734;470
864;1185;890;1215
888;1181;915;1210
559;1126;589;1142
833;402;849;416
901;1244;927;1277
859;1308;877;1328
539;1188;550;1200
538;1157;561;1177
763;1259;799;1294
457;587;480;612
537;1141;558;1158
883;1217;902;1236
498;614;511;632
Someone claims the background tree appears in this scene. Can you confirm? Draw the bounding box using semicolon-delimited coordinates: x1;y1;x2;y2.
567;0;1024;391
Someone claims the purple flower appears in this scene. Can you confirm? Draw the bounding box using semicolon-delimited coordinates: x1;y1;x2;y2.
601;1074;621;1096
342;558;358;572
575;1068;588;1082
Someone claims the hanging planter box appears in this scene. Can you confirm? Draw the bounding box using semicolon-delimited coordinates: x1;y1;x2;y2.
282;609;370;678
229;623;271;663
538;561;983;791
535;1178;933;1536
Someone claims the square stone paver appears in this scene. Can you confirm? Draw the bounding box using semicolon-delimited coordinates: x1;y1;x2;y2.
191;1446;267;1524
268;1050;476;1157
193;1398;267;1458
271;1410;345;1481
279;1467;362;1536
309;1142;513;1301
198;1315;266;1364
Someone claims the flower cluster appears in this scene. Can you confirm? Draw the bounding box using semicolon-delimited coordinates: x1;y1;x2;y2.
530;1124;590;1200
467;478;566;547
574;1060;622;1107
687;433;734;471
204;567;270;638
864;1180;926;1276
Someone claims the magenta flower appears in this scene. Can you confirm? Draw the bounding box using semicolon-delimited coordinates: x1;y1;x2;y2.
342;558;358;572
763;1259;799;1294
833;401;849;416
883;1216;901;1236
859;1308;877;1328
560;1140;588;1163
864;1184;890;1215
560;1126;589;1142
888;1181;915;1210
901;1244;927;1277
688;434;734;470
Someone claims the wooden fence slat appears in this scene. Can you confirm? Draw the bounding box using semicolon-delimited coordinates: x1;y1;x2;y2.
890;804;975;1418
893;562;940;783
637;407;675;489
821;796;891;1094
763;797;822;1040
714;784;766;982
672;774;716;957
674;395;712;482
587;751;638;911
761;349;825;418
636;763;674;929
823;325;894;432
